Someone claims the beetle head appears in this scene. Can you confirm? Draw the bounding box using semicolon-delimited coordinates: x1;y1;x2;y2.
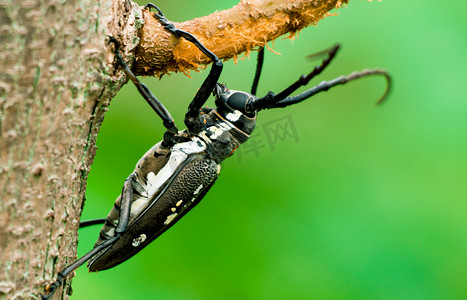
214;83;257;134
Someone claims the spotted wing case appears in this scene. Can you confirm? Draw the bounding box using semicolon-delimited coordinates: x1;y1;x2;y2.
87;138;220;271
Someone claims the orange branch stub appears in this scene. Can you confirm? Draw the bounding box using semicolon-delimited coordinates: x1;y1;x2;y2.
134;0;349;77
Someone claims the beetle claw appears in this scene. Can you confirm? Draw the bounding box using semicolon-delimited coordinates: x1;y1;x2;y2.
41;277;63;299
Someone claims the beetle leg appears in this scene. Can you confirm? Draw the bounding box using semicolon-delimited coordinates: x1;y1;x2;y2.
42;175;134;299
108;36;178;147
144;3;164;19
115;174;134;234
146;3;223;134
269;69;391;109
94;173;135;244
41;235;119;299
251;47;265;96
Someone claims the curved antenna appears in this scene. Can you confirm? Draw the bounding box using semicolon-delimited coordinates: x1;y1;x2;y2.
269;69;391;109
374;71;391;105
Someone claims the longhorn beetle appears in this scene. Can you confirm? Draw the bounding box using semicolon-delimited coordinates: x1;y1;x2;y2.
42;4;390;299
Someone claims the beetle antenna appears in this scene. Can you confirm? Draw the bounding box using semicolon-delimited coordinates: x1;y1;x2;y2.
247;44;340;112
274;44;340;101
306;44;341;61
79;218;106;228
266;69;391;109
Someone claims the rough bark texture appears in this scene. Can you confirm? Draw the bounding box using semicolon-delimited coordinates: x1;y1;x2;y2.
0;0;139;298
0;0;347;298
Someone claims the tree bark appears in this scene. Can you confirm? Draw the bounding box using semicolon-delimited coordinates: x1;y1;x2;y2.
0;0;347;298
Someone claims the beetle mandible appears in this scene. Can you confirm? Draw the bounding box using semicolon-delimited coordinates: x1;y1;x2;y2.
42;4;390;298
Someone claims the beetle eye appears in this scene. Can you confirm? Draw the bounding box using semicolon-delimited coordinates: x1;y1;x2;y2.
227;92;249;111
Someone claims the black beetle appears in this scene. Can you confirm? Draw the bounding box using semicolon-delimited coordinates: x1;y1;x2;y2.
42;3;390;298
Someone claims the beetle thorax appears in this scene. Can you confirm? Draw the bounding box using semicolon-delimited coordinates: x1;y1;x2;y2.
196;108;253;163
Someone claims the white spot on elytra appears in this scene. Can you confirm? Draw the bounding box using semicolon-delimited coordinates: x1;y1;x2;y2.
132;234;147;247
194;184;203;195
176;200;183;207
164;213;178;225
171;207;176;212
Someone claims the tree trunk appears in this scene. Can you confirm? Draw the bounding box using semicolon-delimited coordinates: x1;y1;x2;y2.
0;0;133;298
0;0;347;298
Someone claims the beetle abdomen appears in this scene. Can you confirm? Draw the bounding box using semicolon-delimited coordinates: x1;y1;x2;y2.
87;155;219;271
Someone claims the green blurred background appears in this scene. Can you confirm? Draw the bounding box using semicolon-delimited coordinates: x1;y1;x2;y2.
72;0;467;299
